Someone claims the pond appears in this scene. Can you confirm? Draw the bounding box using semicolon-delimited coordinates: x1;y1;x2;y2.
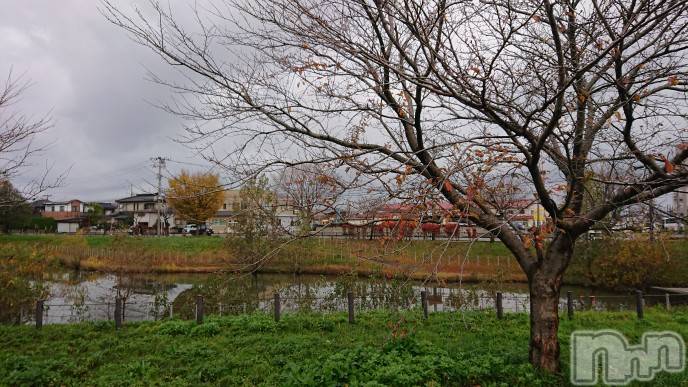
6;270;681;325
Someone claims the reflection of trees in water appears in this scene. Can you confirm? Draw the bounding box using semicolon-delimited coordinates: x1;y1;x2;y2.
172;274;270;319
0;276;47;324
113;274;177;320
4;270;659;324
170;274;422;318
0;257;50;324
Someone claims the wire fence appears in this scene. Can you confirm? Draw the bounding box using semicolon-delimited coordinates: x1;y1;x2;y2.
10;290;688;327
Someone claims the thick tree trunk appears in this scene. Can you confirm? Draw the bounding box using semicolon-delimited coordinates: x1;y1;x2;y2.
528;271;563;372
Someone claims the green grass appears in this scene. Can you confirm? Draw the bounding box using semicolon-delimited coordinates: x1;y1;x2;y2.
0;234;226;254
1;308;687;386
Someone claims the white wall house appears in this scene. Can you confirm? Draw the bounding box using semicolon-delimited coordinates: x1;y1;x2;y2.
674;187;688;217
116;193;175;233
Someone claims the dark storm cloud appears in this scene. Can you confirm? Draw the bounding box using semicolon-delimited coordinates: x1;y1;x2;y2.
1;1;207;201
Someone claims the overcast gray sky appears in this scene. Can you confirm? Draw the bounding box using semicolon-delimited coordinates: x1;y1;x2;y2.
1;1;209;202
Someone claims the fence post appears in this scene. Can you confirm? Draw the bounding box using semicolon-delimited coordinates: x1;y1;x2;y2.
196;295;204;324
169;303;173;319
114;297;122;330
635;290;644;320
665;293;671;311
567;291;574;320
35;300;44;329
496;292;504;319
274;293;281;322
347;292;355;324
420;291;428;319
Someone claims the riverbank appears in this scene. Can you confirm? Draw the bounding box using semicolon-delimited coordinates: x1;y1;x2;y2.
2;234;687;288
1;308;686;385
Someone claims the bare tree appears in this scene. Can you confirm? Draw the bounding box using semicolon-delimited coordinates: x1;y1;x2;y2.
103;0;688;371
0;71;61;205
276;165;340;234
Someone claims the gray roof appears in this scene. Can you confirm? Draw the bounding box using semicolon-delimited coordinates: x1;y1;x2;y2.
213;210;235;218
116;193;158;203
98;202;117;210
30;199;49;208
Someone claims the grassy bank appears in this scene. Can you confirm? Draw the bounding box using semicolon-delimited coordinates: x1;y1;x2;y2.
1;234;687;287
1;308;687;385
0;234;524;281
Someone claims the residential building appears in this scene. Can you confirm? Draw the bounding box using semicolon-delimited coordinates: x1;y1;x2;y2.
275;196;300;234
30;199;49;215
208;190;241;234
41;199;88;220
207;190;302;234
39;199;116;233
115;193;173;233
674;187;688;218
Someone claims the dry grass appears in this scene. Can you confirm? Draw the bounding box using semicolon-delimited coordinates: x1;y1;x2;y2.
1;235;525;282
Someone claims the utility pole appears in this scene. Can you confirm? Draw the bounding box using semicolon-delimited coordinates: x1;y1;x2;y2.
649;199;656;242
151;157;168;236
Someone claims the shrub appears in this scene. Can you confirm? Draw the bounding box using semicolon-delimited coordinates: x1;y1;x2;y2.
190;322;220;337
235;314;277;333
281;336;555;386
585;237;669;289
156;320;192;336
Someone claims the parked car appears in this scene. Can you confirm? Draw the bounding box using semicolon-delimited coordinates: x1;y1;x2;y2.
663;218;686;232
182;223;213;236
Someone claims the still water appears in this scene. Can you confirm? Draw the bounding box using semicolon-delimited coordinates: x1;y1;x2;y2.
17;271;669;325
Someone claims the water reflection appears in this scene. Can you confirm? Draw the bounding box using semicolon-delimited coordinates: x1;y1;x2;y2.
3;271;684;325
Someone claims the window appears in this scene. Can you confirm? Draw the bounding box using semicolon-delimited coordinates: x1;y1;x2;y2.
144;203;154;210
223;203;227;210
59;206;65;212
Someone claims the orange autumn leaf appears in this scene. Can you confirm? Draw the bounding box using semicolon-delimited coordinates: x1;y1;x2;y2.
443;180;453;192
523;235;532;249
664;158;675;173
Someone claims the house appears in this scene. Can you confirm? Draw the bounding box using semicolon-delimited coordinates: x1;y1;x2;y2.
115;193;173;234
41;199;88;220
207;190;241;234
37;199;88;234
207;190;302;235
30;199;49;215
98;202;117;217
673;187;688;218
39;200;120;233
274;196;301;234
39;199;89;233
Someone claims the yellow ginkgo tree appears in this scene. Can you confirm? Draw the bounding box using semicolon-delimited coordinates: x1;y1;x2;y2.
167;170;224;224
